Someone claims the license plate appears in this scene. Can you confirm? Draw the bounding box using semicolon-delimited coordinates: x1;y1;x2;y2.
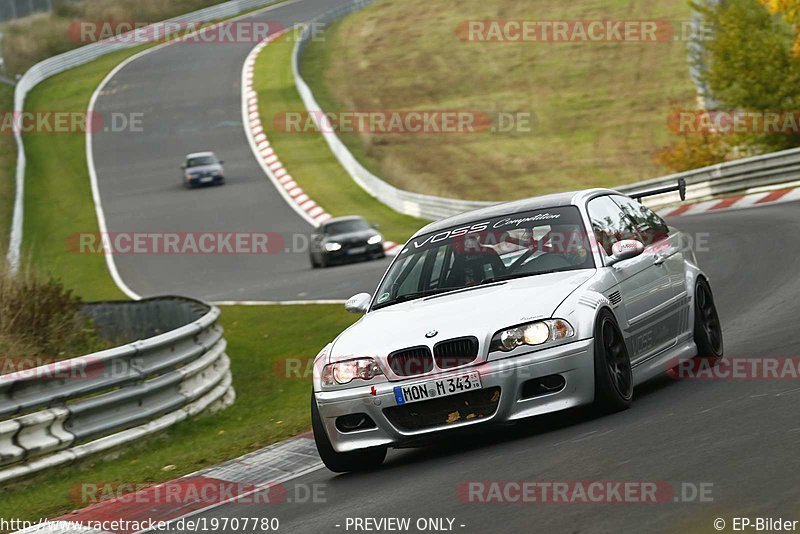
393;371;482;406
201;176;214;183
347;246;367;255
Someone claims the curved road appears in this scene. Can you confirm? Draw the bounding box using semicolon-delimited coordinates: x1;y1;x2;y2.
92;0;390;302
192;202;800;532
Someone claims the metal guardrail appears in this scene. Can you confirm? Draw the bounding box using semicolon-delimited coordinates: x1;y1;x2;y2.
5;0;284;273
0;297;234;483
293;0;800;219
616;146;800;208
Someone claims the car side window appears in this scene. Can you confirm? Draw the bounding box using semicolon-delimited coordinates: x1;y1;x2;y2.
611;195;670;246
587;196;638;256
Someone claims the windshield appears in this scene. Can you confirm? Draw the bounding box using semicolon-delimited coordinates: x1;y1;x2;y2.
372;206;594;310
325;219;370;235
187;156;217;167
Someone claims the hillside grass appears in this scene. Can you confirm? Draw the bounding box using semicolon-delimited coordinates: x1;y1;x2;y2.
2;0;237;75
254;31;425;243
1;37;355;523
302;0;698;201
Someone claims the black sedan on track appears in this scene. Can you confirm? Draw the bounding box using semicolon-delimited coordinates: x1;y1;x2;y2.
310;216;385;268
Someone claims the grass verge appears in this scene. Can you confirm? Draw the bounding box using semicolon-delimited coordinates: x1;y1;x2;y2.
301;0;698;200
2;31;356;523
254;31;425;244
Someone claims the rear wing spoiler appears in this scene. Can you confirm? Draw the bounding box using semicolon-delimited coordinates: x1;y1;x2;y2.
630;178;686;202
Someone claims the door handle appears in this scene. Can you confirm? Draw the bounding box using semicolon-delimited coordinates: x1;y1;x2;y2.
653;254;666;266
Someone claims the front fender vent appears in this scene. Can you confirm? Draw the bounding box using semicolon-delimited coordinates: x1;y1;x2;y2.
608;291;622;306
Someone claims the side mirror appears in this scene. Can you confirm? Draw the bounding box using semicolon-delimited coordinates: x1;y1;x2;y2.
372;223;380;229
180;164;186;169
607;239;645;266
219;160;225;164
345;293;371;314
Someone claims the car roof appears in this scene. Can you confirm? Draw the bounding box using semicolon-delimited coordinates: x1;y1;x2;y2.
322;215;366;225
412;188;621;238
186;151;216;159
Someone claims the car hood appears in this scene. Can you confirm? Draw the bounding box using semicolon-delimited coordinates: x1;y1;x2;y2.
328;269;595;363
186;164;222;174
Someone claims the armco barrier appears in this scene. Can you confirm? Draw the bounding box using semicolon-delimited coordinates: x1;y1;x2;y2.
5;0;285;273
293;0;800;219
0;297;234;483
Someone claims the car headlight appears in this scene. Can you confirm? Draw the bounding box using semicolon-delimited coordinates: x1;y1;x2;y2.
321;358;383;386
490;319;575;353
367;234;382;245
324;242;342;252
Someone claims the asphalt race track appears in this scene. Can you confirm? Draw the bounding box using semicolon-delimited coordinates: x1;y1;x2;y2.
91;0;391;302
91;0;800;530
186;202;800;532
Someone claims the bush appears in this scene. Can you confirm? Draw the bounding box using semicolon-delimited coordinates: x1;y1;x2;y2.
2;0;231;75
654;131;735;172
658;0;800;170
0;267;108;368
691;0;800;151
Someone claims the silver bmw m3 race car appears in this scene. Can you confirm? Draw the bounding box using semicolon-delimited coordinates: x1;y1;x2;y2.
311;183;723;472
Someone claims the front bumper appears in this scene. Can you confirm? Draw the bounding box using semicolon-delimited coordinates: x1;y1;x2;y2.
315;338;595;452
186;175;224;186
323;243;385;263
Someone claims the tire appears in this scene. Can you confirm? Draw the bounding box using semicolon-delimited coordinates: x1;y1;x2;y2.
310;253;319;269
693;278;723;362
593;308;633;413
311;392;386;473
319;254;328;268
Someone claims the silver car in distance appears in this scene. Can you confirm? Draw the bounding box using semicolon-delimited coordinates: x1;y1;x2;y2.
311;185;723;472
